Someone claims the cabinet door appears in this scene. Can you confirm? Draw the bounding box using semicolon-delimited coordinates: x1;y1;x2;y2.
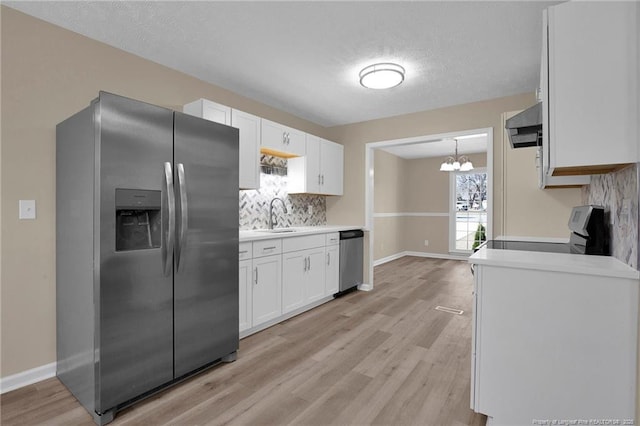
239;259;253;332
252;255;282;325
183;99;231;126
320;139;344;196
261;119;306;157
548;2;638;172
305;248;326;304
305;135;321;193
286;127;306;157
325;245;339;295
231;109;260;190
282;251;305;314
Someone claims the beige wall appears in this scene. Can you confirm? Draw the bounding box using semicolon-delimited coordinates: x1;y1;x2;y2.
500;112;582;238
0;7;332;378
325;92;539;234
372;149;487;261
373;150;405;213
373;150;406;260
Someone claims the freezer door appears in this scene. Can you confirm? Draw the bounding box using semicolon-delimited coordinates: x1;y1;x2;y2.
96;92;174;413
173;112;239;377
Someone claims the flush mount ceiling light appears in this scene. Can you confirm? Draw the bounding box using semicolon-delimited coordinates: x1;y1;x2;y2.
440;139;474;172
359;63;405;89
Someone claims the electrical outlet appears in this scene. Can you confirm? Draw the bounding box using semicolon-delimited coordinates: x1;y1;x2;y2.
19;200;36;220
424;239;429;246
307;205;313;215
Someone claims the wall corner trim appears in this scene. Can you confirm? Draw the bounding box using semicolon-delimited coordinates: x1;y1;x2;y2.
0;362;56;394
357;283;373;291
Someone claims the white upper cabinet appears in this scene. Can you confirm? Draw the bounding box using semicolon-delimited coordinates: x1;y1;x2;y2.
183;99;260;189
320;139;344;195
544;2;638;175
261;119;306;157
231;109;260;189
288;136;344;196
183;98;231;125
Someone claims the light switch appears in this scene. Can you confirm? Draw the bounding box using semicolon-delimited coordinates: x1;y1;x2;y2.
19;200;36;220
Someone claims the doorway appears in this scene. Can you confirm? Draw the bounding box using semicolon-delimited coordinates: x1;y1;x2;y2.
364;127;493;290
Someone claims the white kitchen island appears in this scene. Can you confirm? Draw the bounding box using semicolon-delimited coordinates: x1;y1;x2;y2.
469;247;639;426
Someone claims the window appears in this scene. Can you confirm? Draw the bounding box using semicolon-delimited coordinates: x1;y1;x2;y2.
450;169;488;252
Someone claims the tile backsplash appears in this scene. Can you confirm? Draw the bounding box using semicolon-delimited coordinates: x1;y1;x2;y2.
582;164;638;269
239;155;326;230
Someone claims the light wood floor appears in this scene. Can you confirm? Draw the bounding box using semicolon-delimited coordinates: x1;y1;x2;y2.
1;257;486;426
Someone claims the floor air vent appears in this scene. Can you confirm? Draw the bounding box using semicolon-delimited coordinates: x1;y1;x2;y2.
435;306;464;315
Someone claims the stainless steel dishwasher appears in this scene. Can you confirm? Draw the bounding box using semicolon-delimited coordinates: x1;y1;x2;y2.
339;230;364;293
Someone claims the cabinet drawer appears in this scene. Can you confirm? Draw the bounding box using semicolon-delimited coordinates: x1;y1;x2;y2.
253;239;282;258
282;234;326;253
325;233;340;246
239;242;252;260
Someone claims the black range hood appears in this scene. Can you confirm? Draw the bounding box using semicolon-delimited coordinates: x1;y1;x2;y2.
505;102;542;148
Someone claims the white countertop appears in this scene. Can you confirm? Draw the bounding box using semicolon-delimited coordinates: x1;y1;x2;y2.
470;246;639;280
239;225;363;242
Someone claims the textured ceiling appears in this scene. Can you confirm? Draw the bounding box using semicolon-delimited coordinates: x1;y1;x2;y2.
5;1;559;127
379;134;487;159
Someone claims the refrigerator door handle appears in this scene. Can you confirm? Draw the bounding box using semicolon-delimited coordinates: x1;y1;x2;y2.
175;163;189;272
162;162;175;276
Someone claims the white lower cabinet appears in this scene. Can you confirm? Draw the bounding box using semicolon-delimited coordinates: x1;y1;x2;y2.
238;259;252;333
282;251;306;314
471;262;638;424
252;254;282;325
240;231;352;336
325;244;339;295
304;248;326;304
281;246;327;314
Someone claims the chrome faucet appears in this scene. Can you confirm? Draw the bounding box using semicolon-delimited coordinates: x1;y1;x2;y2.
269;197;288;229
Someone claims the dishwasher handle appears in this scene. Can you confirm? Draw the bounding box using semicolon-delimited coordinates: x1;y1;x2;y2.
339;230;364;240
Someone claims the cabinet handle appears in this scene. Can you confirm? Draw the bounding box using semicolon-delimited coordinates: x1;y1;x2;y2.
327;252;330;265
321;175;324;185
263;246;276;251
318;174;321;185
239;250;248;254
254;267;258;285
308;256;311;271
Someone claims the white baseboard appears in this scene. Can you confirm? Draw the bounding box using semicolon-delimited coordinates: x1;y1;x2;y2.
373;252;406;266
404;251;470;260
374;251;469;267
0;362;56;394
357;283;373;291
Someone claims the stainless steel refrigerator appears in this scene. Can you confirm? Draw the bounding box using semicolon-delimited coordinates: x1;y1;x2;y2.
56;92;239;425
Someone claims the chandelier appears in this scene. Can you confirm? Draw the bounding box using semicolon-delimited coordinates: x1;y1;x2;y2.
439;139;474;172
